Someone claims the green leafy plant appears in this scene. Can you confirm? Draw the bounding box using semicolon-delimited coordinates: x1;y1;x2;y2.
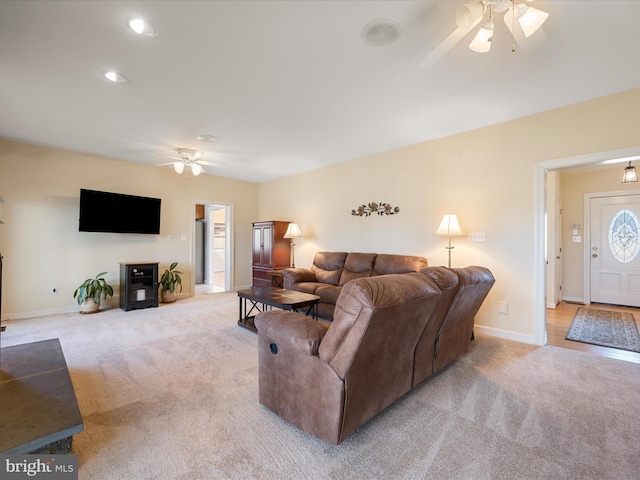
159;262;183;293
73;271;114;305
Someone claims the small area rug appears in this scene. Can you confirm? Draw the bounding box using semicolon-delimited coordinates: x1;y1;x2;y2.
566;306;640;353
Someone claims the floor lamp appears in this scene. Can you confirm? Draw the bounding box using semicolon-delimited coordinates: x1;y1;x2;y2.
434;213;464;268
283;223;303;267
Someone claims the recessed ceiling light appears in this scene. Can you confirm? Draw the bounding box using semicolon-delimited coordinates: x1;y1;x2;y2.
196;134;219;143
127;18;157;37
103;71;128;83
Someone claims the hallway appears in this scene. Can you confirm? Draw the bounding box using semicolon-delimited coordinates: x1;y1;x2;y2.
547;302;640;364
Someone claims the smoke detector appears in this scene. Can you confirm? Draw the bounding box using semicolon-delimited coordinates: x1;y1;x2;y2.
361;18;402;47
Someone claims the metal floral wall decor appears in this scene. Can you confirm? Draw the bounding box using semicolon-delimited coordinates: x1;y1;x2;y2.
351;202;400;217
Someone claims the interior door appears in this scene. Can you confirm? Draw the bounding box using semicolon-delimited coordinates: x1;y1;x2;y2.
590;194;640;306
553;193;563;306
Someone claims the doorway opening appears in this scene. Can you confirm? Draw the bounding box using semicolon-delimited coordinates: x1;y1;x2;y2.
194;203;232;295
538;146;640;357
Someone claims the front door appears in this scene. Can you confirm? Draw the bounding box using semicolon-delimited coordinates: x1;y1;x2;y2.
590;194;640;306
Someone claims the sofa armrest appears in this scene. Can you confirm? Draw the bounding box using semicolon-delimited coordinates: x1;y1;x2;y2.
282;268;317;284
255;310;329;356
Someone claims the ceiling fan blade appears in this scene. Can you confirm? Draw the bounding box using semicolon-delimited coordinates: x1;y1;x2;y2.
418;27;473;68
417;13;483;68
153;151;182;160
197;160;228;168
155;162;176;167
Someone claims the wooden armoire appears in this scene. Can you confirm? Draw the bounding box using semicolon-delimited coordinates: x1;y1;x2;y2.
252;221;291;287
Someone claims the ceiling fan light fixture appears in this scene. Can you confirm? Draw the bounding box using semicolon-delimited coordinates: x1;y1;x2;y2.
515;5;549;37
177;148;202;161
173;161;185;174
190;163;203;176
469;23;494;52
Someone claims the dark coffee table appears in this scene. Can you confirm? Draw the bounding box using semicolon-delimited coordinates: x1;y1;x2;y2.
0;338;83;454
237;287;321;332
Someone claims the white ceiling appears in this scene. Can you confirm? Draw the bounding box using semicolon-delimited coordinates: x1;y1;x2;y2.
1;1;639;183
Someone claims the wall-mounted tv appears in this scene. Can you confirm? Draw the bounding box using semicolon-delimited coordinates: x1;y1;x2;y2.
79;189;161;234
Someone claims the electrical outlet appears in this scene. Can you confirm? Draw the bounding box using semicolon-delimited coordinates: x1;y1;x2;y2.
50;286;58;294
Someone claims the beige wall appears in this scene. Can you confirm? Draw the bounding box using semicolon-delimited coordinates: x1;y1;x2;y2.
559;165;640;301
0;139;258;318
259;88;640;344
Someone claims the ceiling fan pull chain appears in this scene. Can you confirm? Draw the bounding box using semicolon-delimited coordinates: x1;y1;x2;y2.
511;0;516;52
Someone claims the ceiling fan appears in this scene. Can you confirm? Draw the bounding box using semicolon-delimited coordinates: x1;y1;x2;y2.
418;0;549;68
155;148;227;176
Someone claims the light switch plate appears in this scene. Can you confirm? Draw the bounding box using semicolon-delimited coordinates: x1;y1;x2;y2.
498;302;508;314
468;232;486;242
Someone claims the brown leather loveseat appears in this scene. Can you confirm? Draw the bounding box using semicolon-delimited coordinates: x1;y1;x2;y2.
282;252;428;319
254;266;495;445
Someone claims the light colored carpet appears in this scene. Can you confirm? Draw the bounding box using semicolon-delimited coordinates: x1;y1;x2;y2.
3;293;640;479
566;306;640;353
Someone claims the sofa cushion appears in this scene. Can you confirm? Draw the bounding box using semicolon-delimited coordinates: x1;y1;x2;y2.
372;254;427;276
310;252;348;286
315;285;342;305
339;253;378;286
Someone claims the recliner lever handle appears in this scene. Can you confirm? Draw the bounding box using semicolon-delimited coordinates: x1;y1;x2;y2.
269;343;278;355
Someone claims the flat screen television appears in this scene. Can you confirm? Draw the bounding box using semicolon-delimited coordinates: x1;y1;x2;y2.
79;189;161;234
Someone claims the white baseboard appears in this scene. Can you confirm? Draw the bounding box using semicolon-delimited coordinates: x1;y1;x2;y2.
474;325;539;346
3;305;80;321
561;296;584;304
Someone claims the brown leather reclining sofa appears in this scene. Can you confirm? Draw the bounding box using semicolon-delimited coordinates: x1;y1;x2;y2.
282;252;428;319
255;265;495;445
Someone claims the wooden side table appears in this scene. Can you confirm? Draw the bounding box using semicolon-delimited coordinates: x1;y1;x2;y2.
267;269;285;288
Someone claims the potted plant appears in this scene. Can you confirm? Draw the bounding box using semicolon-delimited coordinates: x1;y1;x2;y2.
159;262;182;303
73;271;114;313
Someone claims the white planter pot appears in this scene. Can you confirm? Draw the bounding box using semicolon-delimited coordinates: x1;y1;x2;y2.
81;298;100;314
161;289;177;303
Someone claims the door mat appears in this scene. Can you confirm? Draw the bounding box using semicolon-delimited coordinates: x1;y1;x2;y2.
566;306;640;353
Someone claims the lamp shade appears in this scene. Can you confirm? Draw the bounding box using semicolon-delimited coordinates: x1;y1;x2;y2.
434;214;464;236
173;161;185;174
283;223;303;238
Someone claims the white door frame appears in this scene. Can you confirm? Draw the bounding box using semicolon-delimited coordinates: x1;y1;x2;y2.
583;190;640;304
191;200;234;295
535;146;640;345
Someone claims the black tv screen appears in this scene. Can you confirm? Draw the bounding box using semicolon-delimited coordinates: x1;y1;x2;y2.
79;189;161;234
